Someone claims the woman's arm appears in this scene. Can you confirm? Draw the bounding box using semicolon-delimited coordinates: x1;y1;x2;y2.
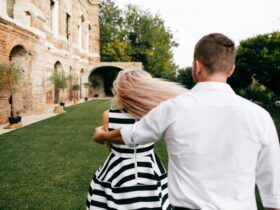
101;110;111;151
93;111;125;145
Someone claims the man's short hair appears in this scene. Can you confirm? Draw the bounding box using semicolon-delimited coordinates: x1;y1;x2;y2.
194;33;236;74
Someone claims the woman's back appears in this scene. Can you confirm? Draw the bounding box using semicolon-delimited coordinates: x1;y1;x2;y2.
109;109;155;156
86;109;172;210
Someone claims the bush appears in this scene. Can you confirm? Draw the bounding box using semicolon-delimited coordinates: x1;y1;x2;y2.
238;79;275;106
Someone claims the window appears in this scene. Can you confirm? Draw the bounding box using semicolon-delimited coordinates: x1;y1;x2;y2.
78;15;84;49
66;13;71;40
6;0;16;18
50;0;59;36
86;25;91;52
24;11;31;26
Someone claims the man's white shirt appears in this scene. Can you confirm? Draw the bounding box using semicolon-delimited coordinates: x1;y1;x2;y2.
121;82;280;210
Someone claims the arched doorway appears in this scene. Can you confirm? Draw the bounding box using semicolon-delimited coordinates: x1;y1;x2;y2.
9;45;32;114
53;61;63;104
89;66;122;97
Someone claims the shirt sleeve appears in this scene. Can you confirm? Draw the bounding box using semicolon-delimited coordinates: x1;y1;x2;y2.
256;115;280;208
121;101;174;147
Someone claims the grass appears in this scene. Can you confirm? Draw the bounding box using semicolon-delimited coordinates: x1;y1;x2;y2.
0;100;279;210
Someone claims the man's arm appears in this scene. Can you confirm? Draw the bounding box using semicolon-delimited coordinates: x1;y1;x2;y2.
120;100;174;147
256;116;280;210
93;127;124;144
93;100;174;147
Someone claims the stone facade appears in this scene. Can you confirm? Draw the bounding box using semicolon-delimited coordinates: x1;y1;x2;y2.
0;0;142;124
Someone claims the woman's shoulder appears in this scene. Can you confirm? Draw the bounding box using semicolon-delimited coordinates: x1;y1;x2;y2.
109;108;128;113
108;108;135;119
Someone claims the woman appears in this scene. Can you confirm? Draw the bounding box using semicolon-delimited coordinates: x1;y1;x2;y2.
86;69;186;210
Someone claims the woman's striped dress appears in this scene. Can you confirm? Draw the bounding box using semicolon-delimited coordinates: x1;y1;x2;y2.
87;109;172;210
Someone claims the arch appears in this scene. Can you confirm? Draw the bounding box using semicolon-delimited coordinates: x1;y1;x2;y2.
54;61;63;73
53;61;64;103
9;45;28;62
9;45;32;114
89;66;122;97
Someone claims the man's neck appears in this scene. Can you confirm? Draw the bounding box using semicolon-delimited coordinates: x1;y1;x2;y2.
197;74;228;83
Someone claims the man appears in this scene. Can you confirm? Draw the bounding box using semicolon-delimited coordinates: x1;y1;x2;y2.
93;33;280;210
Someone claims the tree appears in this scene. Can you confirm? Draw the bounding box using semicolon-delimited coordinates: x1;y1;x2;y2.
83;82;90;99
177;67;195;89
102;39;132;61
229;32;280;95
124;5;178;80
0;62;23;118
238;78;275;105
99;0;178;80
49;71;71;104
99;0;129;61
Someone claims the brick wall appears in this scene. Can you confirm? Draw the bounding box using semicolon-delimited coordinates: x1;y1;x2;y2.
0;0;141;124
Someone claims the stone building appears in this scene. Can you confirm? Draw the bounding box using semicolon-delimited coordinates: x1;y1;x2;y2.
0;0;142;123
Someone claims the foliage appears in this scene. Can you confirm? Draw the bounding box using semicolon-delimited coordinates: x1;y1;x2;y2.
72;84;80;91
229;32;280;94
83;82;90;98
83;82;90;88
124;5;178;80
0;62;23;94
72;84;80;99
49;71;71;103
177;67;195;89
238;78;275;105
101;39;132;62
100;0;178;80
49;71;71;91
99;0;128;61
90;77;101;88
0;62;23;117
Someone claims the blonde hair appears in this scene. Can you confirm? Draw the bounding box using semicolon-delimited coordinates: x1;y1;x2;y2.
112;69;187;119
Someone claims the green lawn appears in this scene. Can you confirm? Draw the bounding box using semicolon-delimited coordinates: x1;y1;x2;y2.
0;100;279;210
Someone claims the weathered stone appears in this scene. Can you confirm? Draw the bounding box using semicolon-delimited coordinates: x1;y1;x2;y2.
0;0;141;124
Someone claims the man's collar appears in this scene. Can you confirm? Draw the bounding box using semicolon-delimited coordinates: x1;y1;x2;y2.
191;82;235;94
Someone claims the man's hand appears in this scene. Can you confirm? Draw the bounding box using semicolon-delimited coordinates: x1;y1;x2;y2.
92;127;124;144
92;126;107;144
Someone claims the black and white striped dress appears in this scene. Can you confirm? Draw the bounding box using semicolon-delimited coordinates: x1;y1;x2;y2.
87;109;172;210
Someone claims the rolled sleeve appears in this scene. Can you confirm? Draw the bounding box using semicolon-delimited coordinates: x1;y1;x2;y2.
259;191;280;208
121;125;136;147
120;100;174;147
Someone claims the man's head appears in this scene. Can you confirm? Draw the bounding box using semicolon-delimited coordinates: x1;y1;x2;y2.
192;33;236;83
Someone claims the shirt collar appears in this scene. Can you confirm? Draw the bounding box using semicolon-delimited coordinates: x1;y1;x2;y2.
191;82;235;94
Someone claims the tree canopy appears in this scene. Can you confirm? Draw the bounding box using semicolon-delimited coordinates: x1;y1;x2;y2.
100;0;178;80
229;32;280;95
177;67;195;89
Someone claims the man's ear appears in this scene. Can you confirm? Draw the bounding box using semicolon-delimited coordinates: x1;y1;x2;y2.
194;60;203;76
227;65;235;78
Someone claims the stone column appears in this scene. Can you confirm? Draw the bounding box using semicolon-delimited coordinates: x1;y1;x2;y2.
0;0;7;17
87;0;100;62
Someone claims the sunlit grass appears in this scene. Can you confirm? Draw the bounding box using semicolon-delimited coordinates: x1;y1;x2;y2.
0;100;279;210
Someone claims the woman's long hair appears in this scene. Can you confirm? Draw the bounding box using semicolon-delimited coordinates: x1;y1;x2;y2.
112;69;187;119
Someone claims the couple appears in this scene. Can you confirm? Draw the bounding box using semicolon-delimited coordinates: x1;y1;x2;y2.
88;33;280;210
